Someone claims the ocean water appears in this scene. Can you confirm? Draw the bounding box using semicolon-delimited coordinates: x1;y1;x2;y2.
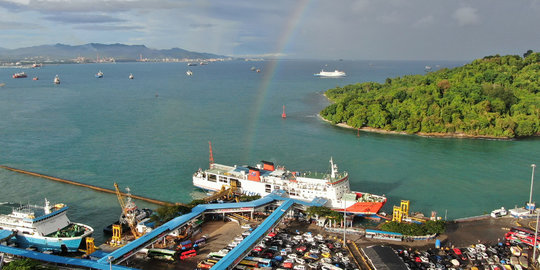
0;60;538;243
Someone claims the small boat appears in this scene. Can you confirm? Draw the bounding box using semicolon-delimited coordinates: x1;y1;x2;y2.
425;65;432;71
129;73;134;79
32;63;42;68
250;66;256;71
200;61;208;65
186;70;193;76
12;72;27;78
187;63;197;66
313;70;346;77
32;77;39;81
54;75;60;84
95;70;103;78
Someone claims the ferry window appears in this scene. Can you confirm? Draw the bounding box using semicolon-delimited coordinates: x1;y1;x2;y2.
219;176;228;183
208;174;217;182
265;184;271;193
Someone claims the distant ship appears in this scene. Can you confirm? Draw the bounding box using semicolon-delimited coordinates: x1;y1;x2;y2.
200;61;208;65
0;198;94;252
187;63;197;66
95;70;104;78
129;73;134;79
425;66;432;71
314;70;346;77
33;77;39;81
186;70;193;76
193;158;387;214
54;75;60;84
12;72;27;78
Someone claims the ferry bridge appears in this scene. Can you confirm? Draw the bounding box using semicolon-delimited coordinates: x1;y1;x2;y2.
0;190;326;269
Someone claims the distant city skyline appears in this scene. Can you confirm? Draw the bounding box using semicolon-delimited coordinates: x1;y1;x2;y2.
0;0;539;60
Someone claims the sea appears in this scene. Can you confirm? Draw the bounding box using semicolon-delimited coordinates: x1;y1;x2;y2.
0;60;538;243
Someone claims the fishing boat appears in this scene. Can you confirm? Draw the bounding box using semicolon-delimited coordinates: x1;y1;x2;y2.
12;72;27;78
32;77;39;81
186;70;193;76
53;75;60;84
313;70;346;77
193;158;387;214
129;73;134;79
95;70;104;78
0;198;93;252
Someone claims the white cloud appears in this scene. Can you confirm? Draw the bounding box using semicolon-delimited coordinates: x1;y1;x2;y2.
453;7;479;26
413;15;434;28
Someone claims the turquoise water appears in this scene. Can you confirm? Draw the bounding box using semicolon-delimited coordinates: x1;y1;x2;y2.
0;60;538;243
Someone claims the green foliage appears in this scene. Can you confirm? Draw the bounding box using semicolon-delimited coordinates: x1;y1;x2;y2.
150;204;193;225
321;53;540;138
379;220;446;236
305;206;343;221
3;258;57;270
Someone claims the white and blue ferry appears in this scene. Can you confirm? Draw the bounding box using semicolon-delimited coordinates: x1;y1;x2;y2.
0;199;93;252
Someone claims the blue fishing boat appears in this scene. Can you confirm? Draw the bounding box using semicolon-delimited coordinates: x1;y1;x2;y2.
0;199;94;252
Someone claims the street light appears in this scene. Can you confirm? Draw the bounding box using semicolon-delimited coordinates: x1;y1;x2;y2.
107;255;114;270
530;164;537;214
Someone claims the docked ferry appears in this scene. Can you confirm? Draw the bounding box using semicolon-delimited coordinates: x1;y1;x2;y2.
193;158;386;214
0;199;94;252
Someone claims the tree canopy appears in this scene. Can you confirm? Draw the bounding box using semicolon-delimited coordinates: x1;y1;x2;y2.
320;53;540;138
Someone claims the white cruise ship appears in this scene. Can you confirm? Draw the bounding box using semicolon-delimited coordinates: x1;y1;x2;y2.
314;70;346;77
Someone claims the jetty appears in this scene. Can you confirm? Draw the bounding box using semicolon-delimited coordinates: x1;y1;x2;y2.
0;165;173;206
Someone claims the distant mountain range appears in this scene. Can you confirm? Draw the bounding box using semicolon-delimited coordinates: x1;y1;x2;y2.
0;43;228;61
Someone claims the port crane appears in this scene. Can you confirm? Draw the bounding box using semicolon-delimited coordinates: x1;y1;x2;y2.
114;182;142;239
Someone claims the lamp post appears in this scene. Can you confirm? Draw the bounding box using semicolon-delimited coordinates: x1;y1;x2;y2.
530;164;537;214
108;255;114;270
534;210;539;267
343;198;346;245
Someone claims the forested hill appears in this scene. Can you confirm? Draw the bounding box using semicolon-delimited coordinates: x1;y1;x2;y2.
320;52;540;139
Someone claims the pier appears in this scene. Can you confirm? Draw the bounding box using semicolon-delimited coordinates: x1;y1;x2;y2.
0;165;174;206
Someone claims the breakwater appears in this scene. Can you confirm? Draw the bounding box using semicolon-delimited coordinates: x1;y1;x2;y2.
0;165;174;206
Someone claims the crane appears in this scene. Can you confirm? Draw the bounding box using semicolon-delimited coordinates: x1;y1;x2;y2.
114;182;141;239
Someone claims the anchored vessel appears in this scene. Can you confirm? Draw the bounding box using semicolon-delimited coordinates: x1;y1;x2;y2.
95;70;104;78
313;70;346;77
0;199;94;252
12;72;28;78
193;158;386;214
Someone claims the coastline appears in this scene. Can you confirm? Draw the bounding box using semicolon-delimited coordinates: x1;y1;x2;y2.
317;114;518;140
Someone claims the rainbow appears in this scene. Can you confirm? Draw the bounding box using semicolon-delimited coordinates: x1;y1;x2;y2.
244;0;311;159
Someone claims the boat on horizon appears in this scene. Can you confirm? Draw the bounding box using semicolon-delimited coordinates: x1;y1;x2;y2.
313;69;346;77
12;72;28;79
0;198;94;252
54;75;60;84
95;70;103;78
193;158;387;214
187;62;197;66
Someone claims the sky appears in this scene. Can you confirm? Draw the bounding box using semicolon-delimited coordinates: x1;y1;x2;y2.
0;0;539;60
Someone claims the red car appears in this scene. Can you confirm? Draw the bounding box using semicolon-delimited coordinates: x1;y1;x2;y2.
253;246;263;252
296;246;307;252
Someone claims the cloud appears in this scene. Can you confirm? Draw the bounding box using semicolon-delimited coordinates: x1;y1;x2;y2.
413;15;434;28
189;23;215;29
43;13;126;24
453;7;479;26
0;20;41;29
75;24;141;31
